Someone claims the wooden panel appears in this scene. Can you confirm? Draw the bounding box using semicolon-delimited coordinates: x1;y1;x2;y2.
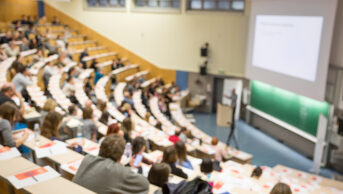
44;4;176;83
0;0;37;22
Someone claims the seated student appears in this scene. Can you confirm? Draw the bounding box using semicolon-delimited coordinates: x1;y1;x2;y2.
4;41;19;57
0;102;28;147
270;182;292;194
73;134;149;194
121;117;133;143
20;37;30;51
251;166;263;179
94;67;104;85
130;137;153;168
99;111;110;125
68;104;78;118
175;141;193;170
200;158;214;186
178;127;188;143
0;47;8;62
84;76;94;97
32;49;44;63
211;137;226;162
98;122;124;144
168;130;181;144
79;48;89;68
81;107;97;142
12;66;33;101
41;111;81;152
148;163;171;192
123;91;134;107
62;76;79;105
162;146;188;179
40;98;57;123
43;61;58;91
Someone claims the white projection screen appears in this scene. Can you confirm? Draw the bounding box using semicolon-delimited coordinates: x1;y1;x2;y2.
246;0;337;101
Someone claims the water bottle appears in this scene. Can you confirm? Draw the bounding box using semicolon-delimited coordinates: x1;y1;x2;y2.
76;124;82;138
34;123;40;141
124;143;132;158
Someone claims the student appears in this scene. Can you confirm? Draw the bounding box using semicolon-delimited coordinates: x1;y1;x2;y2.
251;166;263;179
12;66;33;97
121;117;133;143
98;122;124;144
178;127;188;142
270;183;292;194
175;141;193;170
62;76;76;97
79;48;89;68
81;107;97;141
43;61;57;90
200;158;214;186
68;104;78;117
148;163;171;188
94;67;104;85
0;83;25;115
73;134;149;194
40;111;63;140
0;102;28;147
211;137;226;162
41;111;81;151
162;146;188;179
168;130;181;144
130;137;152;168
40;98;57;123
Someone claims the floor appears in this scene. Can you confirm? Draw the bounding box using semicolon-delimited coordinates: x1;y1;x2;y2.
192;112;341;178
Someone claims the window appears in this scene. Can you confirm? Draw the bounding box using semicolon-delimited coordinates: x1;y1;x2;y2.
86;0;125;8
188;0;244;11
135;0;181;8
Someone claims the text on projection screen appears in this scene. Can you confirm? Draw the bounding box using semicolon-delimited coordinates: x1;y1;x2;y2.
252;15;323;82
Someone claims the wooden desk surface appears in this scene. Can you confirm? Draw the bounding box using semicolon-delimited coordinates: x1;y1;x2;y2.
23;177;95;194
0;157;38;178
47;149;84;165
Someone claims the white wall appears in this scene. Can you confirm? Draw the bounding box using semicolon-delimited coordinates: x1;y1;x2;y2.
330;0;343;67
44;0;250;77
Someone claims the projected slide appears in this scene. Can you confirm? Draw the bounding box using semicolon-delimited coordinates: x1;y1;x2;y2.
252;15;323;82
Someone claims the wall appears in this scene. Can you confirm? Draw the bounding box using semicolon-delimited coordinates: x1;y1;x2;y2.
44;3;176;83
330;0;343;67
0;0;37;22
44;0;249;77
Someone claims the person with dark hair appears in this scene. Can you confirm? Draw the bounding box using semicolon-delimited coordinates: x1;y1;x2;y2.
121;117;133;143
68;105;77;116
175;141;193;170
81;107;97;141
200;158;214;187
12;66;33;101
130;137;152;168
0;102;28;147
270;183;292;194
79;48;89;68
251;166;263;179
99;111;110;125
148;163;171;187
162;146;188;179
73;134;149;194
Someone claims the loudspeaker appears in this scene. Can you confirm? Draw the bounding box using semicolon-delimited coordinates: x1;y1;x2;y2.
200;66;207;75
201;47;208;57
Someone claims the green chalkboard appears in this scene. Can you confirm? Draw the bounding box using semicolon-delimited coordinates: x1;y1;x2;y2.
250;80;330;136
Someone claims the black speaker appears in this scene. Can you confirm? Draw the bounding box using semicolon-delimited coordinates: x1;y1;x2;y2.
338;117;343;135
200;66;207;75
201;47;208;57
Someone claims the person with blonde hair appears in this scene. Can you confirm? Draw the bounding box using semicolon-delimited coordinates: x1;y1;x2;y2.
41;98;57;123
270;183;292;194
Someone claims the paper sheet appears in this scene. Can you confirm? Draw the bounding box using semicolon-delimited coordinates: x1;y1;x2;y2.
0;147;21;160
7;166;60;189
34;140;68;158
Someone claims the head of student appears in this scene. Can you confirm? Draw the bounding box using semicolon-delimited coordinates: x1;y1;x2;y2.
211;137;219;146
42;98;57;112
68;105;77;116
162;146;178;164
0;102;20;125
251;166;263;179
41;111;63;139
17;65;29;76
270;183;292;194
1;83;16;98
99;134;126;162
122;116;132;132
148;163;171;187
200;158;213;175
83;107;93;120
175;141;187;164
106;122;120;136
132;136;146;156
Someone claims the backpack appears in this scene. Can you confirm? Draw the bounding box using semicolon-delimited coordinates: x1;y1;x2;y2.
163;177;213;194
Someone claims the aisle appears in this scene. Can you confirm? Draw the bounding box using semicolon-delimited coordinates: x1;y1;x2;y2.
193;112;341;178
